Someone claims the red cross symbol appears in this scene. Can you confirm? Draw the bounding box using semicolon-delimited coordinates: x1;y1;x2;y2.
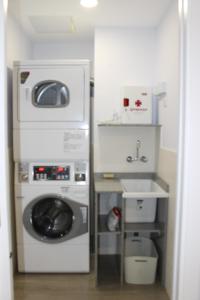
135;99;142;107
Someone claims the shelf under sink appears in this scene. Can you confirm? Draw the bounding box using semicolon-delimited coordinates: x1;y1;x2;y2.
125;222;163;234
98;215;121;235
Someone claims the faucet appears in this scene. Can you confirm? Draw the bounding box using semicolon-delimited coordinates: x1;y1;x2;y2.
126;139;148;163
127;140;141;162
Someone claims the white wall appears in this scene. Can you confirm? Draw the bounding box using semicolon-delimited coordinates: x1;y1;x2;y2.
155;0;179;298
0;0;14;299
94;27;158;173
33;40;94;75
95;126;159;172
7;12;33;68
156;0;179;152
158;148;177;297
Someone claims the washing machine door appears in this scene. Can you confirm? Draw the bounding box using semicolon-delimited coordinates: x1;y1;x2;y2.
23;195;88;243
32;197;73;239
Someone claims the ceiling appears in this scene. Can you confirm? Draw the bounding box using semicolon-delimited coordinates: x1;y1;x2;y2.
8;0;173;42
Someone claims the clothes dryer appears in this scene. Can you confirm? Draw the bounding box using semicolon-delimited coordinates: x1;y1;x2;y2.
13;60;90;130
13;60;90;162
15;161;89;273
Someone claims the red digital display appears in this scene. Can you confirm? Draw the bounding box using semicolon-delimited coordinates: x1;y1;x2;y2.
33;165;70;181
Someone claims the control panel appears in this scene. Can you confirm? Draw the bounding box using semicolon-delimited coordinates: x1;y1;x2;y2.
17;162;88;184
33;166;70;181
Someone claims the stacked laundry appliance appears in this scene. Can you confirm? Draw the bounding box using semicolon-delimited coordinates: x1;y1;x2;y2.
13;60;90;272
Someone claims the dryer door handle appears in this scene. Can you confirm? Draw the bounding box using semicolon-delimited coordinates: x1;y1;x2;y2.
25;87;31;102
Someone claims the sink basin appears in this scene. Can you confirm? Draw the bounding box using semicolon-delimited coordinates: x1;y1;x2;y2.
120;179;169;198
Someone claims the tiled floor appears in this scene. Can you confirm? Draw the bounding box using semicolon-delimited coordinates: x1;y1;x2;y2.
14;272;169;300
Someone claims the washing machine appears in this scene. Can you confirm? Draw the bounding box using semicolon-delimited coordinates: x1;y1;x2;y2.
14;161;90;273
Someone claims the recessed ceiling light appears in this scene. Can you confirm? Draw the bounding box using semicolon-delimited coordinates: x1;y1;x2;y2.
80;0;98;8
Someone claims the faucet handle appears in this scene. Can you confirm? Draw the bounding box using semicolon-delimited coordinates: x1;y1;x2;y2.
127;156;133;162
140;156;148;163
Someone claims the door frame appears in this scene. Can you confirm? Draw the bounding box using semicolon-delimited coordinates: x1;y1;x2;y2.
1;0;200;299
0;0;14;300
173;0;200;299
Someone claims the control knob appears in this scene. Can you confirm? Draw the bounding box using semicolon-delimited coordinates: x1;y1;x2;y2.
20;173;28;182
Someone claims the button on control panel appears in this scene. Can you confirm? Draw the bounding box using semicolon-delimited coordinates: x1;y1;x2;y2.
18;162;29;183
33;166;70;181
74;162;87;182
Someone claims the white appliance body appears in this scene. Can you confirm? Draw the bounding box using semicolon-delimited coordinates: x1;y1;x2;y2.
15;161;89;273
13;60;90;273
13;128;89;161
13;60;90;130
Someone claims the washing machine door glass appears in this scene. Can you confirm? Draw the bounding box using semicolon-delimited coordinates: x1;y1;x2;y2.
32;197;73;239
33;81;69;108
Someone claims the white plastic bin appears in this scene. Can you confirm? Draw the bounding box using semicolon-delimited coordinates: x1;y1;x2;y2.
124;237;158;284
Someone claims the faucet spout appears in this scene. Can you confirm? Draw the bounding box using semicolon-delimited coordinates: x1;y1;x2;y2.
136;140;141;160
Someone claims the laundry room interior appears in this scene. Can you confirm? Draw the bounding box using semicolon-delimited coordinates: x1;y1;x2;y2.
5;0;179;299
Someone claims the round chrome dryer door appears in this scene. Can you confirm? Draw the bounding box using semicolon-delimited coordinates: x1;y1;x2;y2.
33;80;69;108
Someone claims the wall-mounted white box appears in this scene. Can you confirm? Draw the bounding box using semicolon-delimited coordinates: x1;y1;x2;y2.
121;86;152;124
